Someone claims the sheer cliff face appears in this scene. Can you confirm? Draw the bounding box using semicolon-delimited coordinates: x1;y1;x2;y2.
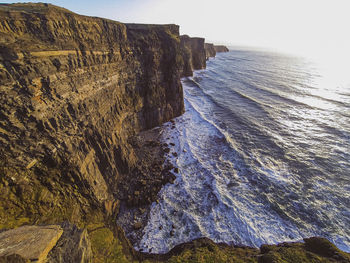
0;3;184;225
204;43;216;59
180;35;206;77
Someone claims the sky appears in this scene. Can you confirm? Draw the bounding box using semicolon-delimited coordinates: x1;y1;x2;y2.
2;0;350;60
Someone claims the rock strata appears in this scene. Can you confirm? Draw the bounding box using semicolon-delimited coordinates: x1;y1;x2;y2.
204;43;216;59
0;3;348;263
180;35;206;76
0;3;183;229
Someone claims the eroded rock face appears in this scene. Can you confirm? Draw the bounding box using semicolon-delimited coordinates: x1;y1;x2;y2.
47;222;92;263
0;3;184;226
204;43;216;59
180;35;206;77
214;45;229;52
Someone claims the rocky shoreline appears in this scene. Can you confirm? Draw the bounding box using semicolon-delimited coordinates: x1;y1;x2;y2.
116;126;178;249
0;3;349;263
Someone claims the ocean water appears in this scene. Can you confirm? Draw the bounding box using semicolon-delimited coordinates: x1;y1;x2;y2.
137;49;350;253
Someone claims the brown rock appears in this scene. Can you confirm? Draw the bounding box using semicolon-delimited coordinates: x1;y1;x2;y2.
0;254;29;263
180;35;206;77
204;43;216;59
0;2;185;232
164;148;170;153
214;45;229;53
0;225;63;263
133;222;142;230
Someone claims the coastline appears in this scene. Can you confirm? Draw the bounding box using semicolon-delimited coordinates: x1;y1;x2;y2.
0;3;349;262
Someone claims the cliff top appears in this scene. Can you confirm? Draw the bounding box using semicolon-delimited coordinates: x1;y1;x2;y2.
0;2;181;54
181;34;205;41
0;3;179;30
0;3;71;13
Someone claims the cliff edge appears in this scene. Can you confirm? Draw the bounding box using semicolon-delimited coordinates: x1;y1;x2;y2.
214;44;229;52
0;3;185;260
180;35;206;77
0;3;347;263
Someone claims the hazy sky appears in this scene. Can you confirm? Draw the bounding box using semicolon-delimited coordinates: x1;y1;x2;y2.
2;0;350;58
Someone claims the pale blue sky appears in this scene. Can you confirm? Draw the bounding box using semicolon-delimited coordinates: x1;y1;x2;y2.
2;0;350;60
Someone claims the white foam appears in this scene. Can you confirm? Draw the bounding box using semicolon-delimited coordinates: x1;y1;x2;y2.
136;58;350;253
136;89;307;253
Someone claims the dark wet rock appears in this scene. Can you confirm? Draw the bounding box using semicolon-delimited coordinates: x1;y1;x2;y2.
164;147;170;153
173;167;179;173
133;222;142;230
172;152;178;157
169;143;175;146
169;174;176;184
47;222;92;263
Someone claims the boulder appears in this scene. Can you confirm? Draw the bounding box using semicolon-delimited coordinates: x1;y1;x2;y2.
0;225;63;263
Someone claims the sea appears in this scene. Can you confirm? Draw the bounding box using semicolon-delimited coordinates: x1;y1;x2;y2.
136;48;350;253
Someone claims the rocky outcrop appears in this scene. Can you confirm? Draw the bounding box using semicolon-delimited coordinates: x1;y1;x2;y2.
180;35;206;76
0;3;184;229
0;225;63;262
127;236;350;262
0;3;348;263
214;45;229;52
179;37;229;76
47;222;92;263
0;223;92;263
204;43;216;59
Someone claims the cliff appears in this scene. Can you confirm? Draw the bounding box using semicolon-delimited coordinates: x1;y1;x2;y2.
0;3;348;263
204;43;216;59
214;44;229;52
180;35;206;77
0;2;183;232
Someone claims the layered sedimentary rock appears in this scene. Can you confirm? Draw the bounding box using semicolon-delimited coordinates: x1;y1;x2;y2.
204;43;216;59
0;3;348;263
0;3;184;228
180;38;229;76
214;44;229;52
180;35;206;76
